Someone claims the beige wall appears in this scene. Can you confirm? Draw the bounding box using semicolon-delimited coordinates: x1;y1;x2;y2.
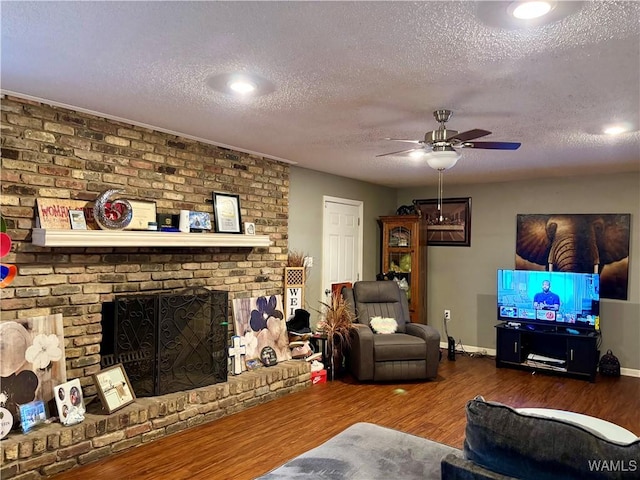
288;166;396;325
398;172;640;370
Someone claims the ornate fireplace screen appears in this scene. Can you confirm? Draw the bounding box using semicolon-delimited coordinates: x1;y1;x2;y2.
101;288;228;397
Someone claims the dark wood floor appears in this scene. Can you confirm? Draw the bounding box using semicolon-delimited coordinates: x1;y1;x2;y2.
51;355;640;480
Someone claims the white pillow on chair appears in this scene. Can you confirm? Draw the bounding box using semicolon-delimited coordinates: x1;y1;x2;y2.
369;316;398;334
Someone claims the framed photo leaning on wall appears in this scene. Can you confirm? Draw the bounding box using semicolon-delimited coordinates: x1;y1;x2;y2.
92;363;136;414
212;192;242;234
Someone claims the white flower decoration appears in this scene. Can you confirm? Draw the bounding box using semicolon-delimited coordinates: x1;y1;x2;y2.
25;334;62;369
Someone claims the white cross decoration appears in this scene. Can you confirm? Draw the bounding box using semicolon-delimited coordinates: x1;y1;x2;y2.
229;335;246;375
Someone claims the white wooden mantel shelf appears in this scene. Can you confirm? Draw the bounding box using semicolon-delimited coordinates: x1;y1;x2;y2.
31;229;271;248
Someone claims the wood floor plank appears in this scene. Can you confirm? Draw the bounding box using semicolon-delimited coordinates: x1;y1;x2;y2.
50;355;640;480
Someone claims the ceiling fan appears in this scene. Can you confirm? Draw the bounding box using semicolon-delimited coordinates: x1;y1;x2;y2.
377;109;521;162
377;109;521;223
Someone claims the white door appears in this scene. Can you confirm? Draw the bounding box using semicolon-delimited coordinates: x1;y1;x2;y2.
322;196;363;304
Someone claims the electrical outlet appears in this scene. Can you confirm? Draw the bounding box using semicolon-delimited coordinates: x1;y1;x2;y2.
444;309;451;320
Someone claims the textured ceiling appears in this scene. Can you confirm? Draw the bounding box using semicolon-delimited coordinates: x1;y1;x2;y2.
2;1;639;188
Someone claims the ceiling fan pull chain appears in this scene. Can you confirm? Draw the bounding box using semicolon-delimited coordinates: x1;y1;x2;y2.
437;169;444;224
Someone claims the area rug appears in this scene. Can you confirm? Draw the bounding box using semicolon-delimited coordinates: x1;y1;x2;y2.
255;422;461;480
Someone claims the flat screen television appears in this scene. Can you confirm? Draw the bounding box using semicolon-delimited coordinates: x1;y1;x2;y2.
497;269;600;331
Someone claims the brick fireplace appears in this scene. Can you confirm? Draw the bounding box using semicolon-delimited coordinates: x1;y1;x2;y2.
0;95;296;475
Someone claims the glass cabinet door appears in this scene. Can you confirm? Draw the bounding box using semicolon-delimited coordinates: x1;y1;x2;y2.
387;251;412;301
388;226;411;247
379;215;427;324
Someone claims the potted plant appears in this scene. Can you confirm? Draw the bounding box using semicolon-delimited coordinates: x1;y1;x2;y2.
317;291;356;380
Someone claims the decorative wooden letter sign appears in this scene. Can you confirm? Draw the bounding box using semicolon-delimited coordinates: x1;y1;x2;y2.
284;267;305;318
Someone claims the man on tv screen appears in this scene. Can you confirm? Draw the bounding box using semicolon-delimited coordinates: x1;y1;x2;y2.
533;280;560;311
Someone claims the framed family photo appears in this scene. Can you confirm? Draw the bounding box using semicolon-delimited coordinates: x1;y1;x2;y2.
53;378;85;425
213;192;242;234
415;197;472;247
69;209;88;230
19;400;47;433
92;364;136;414
244;222;256;235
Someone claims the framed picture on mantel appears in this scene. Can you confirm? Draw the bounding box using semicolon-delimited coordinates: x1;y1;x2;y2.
212;192;242;234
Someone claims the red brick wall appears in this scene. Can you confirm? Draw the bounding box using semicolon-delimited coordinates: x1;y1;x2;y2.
0;95;289;396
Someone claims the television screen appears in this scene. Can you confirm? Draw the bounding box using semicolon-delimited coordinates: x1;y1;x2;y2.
497;269;600;330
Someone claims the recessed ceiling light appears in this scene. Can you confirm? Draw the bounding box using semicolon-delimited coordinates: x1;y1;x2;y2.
603;124;630;135
228;80;256;95
510;2;553;19
207;73;276;98
510;1;554;19
477;1;577;30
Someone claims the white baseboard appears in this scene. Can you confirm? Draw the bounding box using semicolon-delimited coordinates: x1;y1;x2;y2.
439;341;496;357
439;342;640;378
620;367;640;378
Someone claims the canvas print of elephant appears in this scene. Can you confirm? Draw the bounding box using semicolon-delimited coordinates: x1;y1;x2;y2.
232;295;291;371
516;214;630;300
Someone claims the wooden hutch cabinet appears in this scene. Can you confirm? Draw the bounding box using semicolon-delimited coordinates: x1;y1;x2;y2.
378;215;428;324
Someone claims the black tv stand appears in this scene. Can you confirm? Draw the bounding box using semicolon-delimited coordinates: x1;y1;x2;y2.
495;322;599;382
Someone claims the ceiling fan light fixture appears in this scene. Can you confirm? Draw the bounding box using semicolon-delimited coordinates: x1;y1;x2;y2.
509;1;554;20
409;150;425;159
424;148;461;171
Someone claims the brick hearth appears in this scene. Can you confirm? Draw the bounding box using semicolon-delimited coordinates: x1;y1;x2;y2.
1;362;310;479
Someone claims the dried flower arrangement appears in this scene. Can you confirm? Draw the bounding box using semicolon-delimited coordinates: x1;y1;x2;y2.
287;249;310;285
318;292;355;346
317;292;356;378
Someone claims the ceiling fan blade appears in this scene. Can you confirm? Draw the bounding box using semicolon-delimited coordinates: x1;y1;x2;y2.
383;138;422;144
465;141;521;150
446;129;492;142
376;147;421;157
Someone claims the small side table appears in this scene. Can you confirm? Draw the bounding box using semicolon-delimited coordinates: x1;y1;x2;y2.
310;333;329;362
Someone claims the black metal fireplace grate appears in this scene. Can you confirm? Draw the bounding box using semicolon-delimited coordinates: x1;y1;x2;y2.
101;288;228;396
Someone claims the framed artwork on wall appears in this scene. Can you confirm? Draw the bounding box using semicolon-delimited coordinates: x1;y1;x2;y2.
414;197;472;247
516;213;630;300
212;192;242;234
